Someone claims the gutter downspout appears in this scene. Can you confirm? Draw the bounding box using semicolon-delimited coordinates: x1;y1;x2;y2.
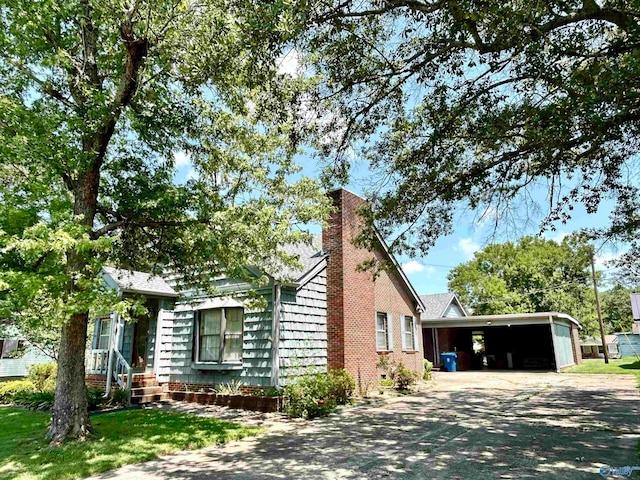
271;282;281;387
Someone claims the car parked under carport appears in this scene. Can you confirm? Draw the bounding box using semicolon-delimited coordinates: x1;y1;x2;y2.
422;312;582;372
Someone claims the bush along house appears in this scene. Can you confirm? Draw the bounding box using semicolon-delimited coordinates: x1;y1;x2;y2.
86;189;425;406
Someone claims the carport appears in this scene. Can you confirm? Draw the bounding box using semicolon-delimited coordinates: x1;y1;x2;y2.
422;312;582;372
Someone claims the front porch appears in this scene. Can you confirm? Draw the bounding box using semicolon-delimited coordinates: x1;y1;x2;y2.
85;267;178;401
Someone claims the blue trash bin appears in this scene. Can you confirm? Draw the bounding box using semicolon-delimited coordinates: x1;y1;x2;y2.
441;352;458;372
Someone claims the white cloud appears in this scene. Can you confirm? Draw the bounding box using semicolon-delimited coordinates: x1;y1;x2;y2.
401;260;425;274
595;251;621;270
543;230;569;244
475;205;497;227
458;238;480;259
186;168;199;181
173;150;191;167
277;49;301;78
401;261;436;277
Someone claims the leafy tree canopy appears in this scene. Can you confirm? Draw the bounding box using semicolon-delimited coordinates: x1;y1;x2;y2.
296;1;640;261
447;236;601;335
600;284;636;334
0;0;329;441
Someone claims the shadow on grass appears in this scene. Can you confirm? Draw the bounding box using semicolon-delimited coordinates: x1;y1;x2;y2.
0;408;262;480
619;360;640;371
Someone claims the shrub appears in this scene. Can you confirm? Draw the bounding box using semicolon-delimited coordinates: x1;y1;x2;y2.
283;375;336;419
87;387;106;410
19;390;55;411
380;378;393;387
393;365;418;391
328;369;355;405
108;387;129;406
27;362;57;392
215;379;243;395
377;357;419;391
0;380;36;403
423;359;433;381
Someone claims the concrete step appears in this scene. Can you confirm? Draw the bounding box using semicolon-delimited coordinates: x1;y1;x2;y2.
131;392;169;404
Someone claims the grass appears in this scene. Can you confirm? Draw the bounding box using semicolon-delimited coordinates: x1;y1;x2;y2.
0;407;263;480
564;357;640;375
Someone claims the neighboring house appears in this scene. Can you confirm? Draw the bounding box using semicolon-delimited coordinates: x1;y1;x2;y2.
420;292;467;365
580;335;620;359
614;295;640;358
0;324;51;378
86;189;426;401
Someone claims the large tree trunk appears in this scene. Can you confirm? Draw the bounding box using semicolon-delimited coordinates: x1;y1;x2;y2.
47;311;93;443
47;170;100;443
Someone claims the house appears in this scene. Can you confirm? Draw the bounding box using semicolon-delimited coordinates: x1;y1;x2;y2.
86;189;426;401
420;292;467;366
580;335;620;359
0;324;51;378
615;293;640;358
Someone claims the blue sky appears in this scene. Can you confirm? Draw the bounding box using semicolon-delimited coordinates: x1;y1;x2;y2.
173;151;624;296
174;49;627;295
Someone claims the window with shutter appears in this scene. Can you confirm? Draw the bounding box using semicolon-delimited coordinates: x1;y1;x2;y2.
376;312;389;351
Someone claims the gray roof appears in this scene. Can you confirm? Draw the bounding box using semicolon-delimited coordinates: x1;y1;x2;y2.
102;267;177;297
581;335;618;346
275;235;327;283
420;292;465;318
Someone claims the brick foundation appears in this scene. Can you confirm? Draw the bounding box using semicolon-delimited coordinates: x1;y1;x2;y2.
85;374;107;389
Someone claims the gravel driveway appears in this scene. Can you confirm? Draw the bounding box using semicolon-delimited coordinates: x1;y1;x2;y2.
91;372;639;480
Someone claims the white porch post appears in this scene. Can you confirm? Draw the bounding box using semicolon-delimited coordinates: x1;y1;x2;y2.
153;309;165;375
105;311;119;395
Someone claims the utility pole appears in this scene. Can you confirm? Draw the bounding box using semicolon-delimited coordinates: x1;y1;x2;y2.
590;246;609;364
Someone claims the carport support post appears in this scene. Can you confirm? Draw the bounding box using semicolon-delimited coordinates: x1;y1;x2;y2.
590;247;609;364
549;316;561;373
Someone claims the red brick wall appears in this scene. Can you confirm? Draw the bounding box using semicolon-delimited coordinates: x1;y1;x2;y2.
323;189;423;387
85;374;107;389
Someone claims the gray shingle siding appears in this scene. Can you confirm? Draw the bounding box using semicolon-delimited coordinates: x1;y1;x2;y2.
156;286;274;387
279;268;328;383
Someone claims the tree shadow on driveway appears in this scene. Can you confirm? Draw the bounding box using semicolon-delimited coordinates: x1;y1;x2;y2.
95;378;640;480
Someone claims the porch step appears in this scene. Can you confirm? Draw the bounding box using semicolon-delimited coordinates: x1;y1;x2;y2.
131;386;165;396
129;373;165;404
131;392;169;404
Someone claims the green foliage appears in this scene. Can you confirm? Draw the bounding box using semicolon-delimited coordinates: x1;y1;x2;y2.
601;285;637;334
448;236;600;335
327;369;355;405
214;380;244;396
86;387;106;410
107;388;129;407
283;370;355;419
380;378;393;387
16;391;56;412
0;407;263;480
0;380;36;404
0;0;330;436
253;387;282;397
295;2;639;267
392;365;419;391
376;357;419;391
423;360;433;381
26;363;57;392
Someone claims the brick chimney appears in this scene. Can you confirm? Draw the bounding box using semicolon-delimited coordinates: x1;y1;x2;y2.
322;189;377;377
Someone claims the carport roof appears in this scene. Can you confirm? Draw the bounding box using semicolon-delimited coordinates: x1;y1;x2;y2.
421;311;581;329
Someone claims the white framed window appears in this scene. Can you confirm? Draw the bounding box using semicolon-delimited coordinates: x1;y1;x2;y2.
376;312;389;351
196;307;243;363
401;315;418;351
96;318;111;350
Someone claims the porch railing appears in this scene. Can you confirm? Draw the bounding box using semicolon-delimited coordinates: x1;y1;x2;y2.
86;349;109;374
110;349;133;403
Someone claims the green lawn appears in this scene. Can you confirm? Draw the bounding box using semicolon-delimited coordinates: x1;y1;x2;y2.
564;357;640;375
0;407;263;480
